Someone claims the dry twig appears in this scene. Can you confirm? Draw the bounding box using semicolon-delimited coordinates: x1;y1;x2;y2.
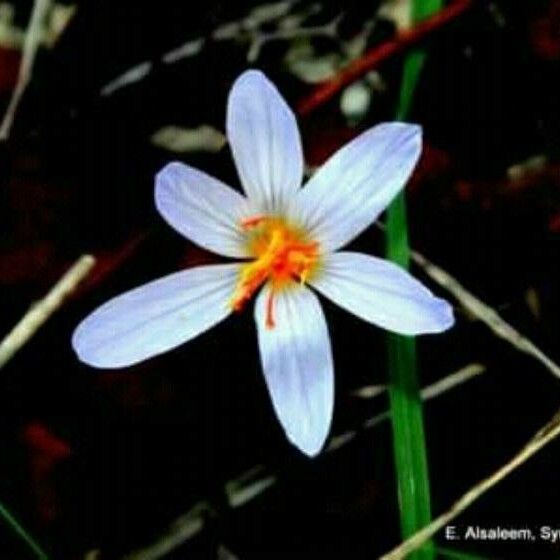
412;250;560;379
380;410;560;559
296;0;472;115
0;255;96;369
0;0;52;140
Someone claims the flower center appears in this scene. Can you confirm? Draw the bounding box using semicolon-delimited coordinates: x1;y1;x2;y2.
231;215;319;328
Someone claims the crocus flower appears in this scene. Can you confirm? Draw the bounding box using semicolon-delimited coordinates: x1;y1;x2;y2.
73;70;454;456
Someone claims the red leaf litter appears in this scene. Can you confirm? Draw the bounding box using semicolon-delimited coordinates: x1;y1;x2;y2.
549;211;560;233
21;423;72;524
530;0;560;60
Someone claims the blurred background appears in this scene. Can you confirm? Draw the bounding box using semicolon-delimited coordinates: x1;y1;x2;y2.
1;0;560;558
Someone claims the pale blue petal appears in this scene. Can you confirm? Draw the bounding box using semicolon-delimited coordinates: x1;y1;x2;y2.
291;123;422;252
254;283;334;456
155;162;251;258
227;70;304;213
72;264;239;368
310;252;454;335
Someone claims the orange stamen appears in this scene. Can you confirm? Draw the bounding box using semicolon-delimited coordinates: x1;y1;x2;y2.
230;215;319;328
265;290;276;329
240;215;266;230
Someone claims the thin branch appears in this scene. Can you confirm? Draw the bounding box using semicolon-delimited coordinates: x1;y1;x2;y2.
0;255;96;369
358;363;485;434
412;250;560;379
380;409;560;560
100;1;302;96
296;0;472;115
0;0;52;140
246;13;341;62
100;62;152;97
349;363;485;402
120;503;217;560
420;363;485;400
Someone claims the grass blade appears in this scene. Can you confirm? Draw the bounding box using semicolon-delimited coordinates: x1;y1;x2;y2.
0;500;49;559
385;1;443;559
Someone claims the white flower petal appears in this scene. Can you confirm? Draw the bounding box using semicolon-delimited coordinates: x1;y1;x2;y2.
310;252;454;335
254;283;334;456
292;123;422;252
72;264;239;368
227;70;304;213
155;162;251;258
